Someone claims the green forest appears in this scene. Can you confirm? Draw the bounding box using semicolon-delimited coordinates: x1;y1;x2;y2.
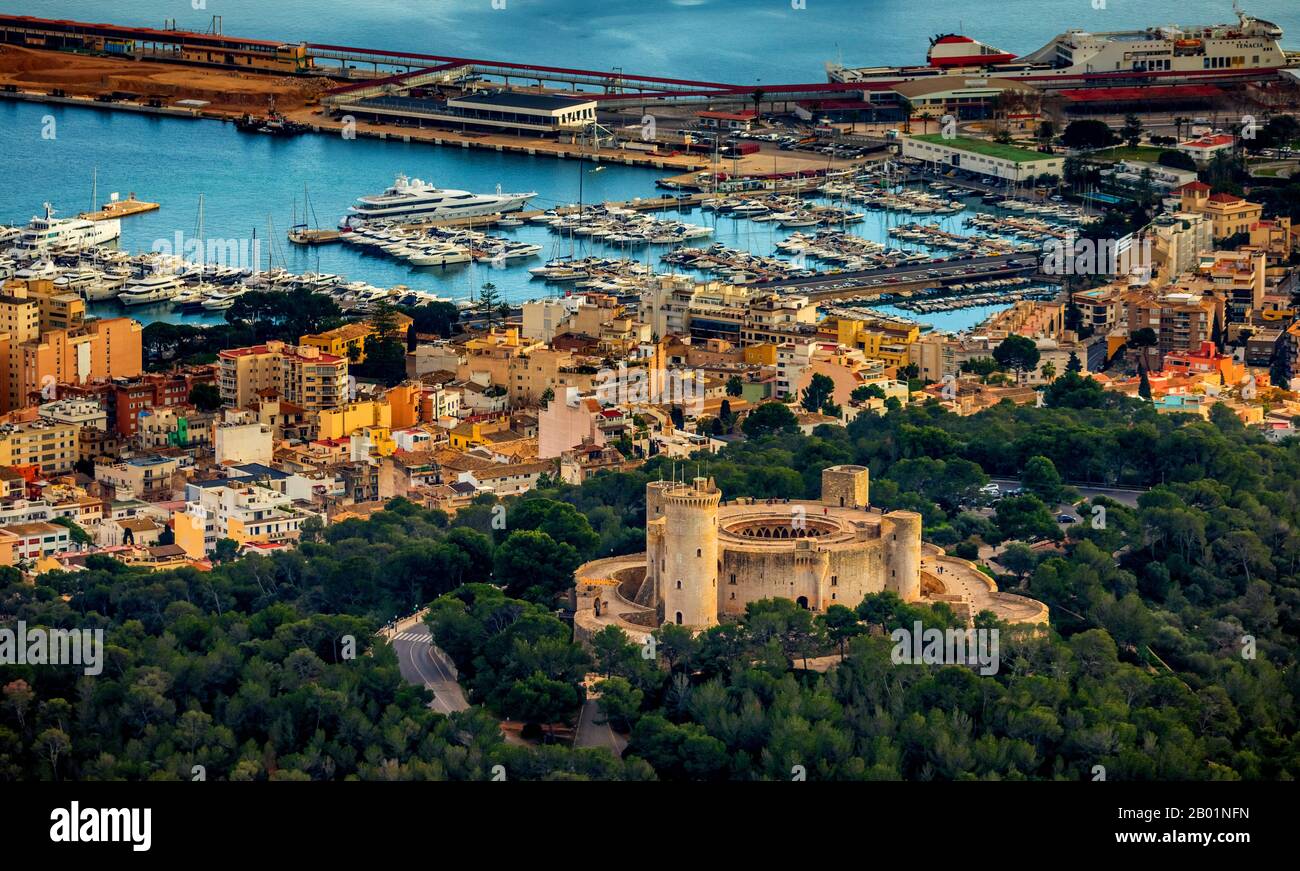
2;376;1297;779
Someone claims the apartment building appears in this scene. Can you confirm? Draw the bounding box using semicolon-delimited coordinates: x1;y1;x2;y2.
299;312;414;363
1144;212;1213;281
38;398;107;431
0;283;142;413
0;419;79;473
639;278;818;348
59;369;214;437
214;419;275;465
218;341;348;411
174;483;316;558
1122;289;1221;371
1187;248;1267;322
0;520;70;565
95;454;184;500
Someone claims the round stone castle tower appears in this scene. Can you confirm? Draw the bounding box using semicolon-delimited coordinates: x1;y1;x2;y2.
882;510;923;602
660;476;721;629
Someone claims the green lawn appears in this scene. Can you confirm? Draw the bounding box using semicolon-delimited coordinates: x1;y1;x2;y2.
909;134;1052;164
1092;145;1169;163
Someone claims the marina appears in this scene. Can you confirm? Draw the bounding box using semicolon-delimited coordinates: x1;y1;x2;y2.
0;95;1081;334
3;3;1292;335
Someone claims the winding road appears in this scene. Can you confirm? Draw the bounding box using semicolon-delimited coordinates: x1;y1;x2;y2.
384;613;469;715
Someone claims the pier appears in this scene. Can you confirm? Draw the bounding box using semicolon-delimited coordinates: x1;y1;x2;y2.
754;253;1046;302
79;195;159;222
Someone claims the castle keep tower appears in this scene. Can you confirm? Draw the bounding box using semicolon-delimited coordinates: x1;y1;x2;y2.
660;476;721;629
643;480;677;608
882;510;922;602
821;464;869;510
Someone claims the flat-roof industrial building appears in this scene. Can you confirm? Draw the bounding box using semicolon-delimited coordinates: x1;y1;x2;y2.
325;79;597;137
901;134;1065;182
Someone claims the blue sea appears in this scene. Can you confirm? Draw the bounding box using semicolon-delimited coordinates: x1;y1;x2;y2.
2;0;1297;327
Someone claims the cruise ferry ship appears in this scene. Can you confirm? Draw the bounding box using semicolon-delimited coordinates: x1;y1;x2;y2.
4;204;121;258
340;174;537;228
828;8;1290;90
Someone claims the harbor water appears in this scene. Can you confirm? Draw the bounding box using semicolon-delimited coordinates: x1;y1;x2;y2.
1;99;1033;330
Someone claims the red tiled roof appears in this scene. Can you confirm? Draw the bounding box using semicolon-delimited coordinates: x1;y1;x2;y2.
1177;181;1211;192
1180;134;1235;149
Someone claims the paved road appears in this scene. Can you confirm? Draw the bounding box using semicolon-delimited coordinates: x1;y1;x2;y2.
989;478;1146;509
385;616;469;715
573;695;628;755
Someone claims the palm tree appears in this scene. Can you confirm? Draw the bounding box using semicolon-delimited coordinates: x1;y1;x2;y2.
1041;361;1057;383
917;111;936;134
897;97;914;134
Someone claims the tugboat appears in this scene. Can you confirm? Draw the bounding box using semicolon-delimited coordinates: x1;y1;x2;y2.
234;110;310;137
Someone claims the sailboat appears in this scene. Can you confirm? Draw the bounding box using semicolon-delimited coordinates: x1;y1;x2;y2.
287;185;332;245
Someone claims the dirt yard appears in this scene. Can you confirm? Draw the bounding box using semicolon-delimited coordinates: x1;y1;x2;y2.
0;45;329;115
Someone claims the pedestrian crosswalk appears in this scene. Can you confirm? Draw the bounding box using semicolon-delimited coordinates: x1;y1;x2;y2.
392;630;431;642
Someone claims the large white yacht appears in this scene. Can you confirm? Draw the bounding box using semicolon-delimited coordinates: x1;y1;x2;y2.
118;271;184;306
5;204;121;258
340;174;536;228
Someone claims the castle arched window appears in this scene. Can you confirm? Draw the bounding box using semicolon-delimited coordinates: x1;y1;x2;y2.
696;548;701;557
831;575;838;587
676;580;682;589
675;611;683;625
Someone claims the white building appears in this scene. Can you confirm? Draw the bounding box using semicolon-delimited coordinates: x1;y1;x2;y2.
174;484;316;558
213;420;275;466
0;521;70;561
521;298;580;342
1176;133;1236;166
901;135;1064;182
38;398;108;431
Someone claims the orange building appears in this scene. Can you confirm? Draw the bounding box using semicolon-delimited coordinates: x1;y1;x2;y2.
1161;340;1246;386
0;283;142;413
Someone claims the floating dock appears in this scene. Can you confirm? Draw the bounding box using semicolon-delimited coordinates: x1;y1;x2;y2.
79;195;159;221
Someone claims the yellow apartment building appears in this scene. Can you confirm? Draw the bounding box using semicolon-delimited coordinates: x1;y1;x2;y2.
299;312;414;363
0;419;79;473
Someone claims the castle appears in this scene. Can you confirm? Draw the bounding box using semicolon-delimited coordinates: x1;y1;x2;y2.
575;465;927;630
